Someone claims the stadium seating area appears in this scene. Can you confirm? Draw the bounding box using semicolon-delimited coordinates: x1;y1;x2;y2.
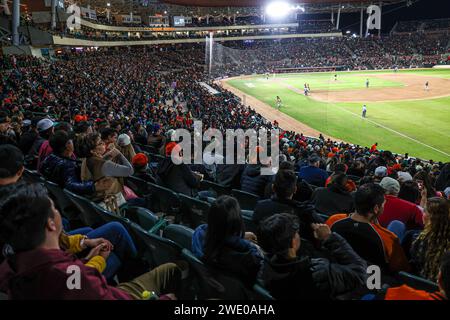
0;46;449;300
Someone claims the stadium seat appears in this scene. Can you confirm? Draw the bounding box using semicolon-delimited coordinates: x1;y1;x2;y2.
134;143;158;154
22;169;45;184
125;206;159;231
317;213;331;222
178;194;211;228
89;201;131;226
63;189;105;228
181;249;265;300
128;223;182;269
147;182;181;220
199;180;231;197
252;283;275;300
45;180;79;220
398;271;439;293
163;224;195;251
231;189;260;210
126;176;152;198
147;152;166;164
241;210;257;233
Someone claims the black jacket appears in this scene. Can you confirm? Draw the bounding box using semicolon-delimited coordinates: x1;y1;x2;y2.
253;196;323;241
262;233;367;300
157;158;200;197
40;153;95;195
240;164;274;197
311;184;354;216
215;163;244;189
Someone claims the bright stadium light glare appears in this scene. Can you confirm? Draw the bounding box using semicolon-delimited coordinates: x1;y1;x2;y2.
293;5;305;12
265;1;292;18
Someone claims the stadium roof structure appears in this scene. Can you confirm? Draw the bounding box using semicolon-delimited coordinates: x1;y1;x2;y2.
162;0;404;7
76;0;411;15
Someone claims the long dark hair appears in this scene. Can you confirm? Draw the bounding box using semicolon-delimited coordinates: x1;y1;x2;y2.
398;180;420;204
414;170;435;198
203;196;245;264
414;197;450;281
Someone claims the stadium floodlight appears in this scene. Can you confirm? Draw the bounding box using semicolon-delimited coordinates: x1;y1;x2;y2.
292;5;305;12
265;1;292;18
106;3;111;7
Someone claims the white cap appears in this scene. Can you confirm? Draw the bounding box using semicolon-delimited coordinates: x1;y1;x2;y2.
37;118;54;132
117;134;131;147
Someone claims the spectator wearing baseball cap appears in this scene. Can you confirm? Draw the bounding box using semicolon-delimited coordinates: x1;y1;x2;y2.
378;177;424;230
28;118;55;171
374;166;388;183
397;171;413;184
298;154;328;187
131;153;156;184
116;133;136;163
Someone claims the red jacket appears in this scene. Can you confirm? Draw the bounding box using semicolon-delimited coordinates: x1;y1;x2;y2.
0;248;133;300
379;195;424;230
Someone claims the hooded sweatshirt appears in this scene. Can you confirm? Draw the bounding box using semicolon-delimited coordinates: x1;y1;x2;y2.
0;248;132;300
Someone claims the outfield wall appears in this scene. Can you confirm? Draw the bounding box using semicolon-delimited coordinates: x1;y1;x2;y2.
214;67;434;81
433;65;450;69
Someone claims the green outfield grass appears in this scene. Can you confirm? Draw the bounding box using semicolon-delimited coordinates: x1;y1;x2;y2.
227;70;450;162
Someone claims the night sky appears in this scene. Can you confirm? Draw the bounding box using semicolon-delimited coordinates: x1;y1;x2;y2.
305;0;450;34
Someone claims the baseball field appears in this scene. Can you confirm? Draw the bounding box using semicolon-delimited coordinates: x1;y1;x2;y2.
222;69;450;162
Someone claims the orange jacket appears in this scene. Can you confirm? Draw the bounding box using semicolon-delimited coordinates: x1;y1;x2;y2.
326;214;410;272
385;285;445;300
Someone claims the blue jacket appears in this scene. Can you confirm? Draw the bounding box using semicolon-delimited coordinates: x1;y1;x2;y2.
41;153;95;195
298;165;329;187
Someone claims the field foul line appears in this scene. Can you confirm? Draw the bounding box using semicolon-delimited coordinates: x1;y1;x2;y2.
339;108;450;158
278;81;450;158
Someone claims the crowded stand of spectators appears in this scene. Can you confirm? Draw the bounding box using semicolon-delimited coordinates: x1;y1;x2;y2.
0;44;449;301
208;33;449;77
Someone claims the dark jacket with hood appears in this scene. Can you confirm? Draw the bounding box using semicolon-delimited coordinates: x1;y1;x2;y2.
253;196;323;241
311;184;354;216
262;233;367;300
40;153;95;195
240;164;274;197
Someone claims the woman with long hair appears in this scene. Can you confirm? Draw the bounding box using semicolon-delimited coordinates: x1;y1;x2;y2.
410;197;450;281
191;195;264;286
414;170;437;198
